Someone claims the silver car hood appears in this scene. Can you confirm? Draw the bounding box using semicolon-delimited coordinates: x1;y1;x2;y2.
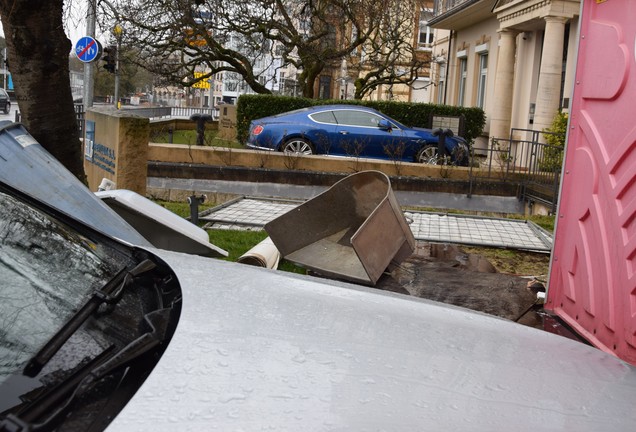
108;249;636;431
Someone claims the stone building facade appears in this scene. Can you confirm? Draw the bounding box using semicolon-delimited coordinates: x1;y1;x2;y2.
428;0;581;148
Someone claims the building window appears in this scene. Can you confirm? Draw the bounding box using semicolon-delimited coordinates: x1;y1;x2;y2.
457;57;467;106
418;9;434;50
437;63;446;104
319;76;331;99
476;53;488;108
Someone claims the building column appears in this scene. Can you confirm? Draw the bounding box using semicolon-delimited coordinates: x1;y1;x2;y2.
490;28;518;141
533;16;568;135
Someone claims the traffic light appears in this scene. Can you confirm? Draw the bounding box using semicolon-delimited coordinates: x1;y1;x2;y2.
102;45;117;74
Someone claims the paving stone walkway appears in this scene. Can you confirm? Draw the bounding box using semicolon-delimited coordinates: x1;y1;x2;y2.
200;196;552;253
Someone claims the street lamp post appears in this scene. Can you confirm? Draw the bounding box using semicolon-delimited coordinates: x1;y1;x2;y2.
113;24;122;108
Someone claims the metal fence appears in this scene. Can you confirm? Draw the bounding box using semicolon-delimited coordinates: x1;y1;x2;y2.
468;128;565;213
15;104;86;136
169;106;219;120
75;104;84;136
17;104;218;139
116;106;220;120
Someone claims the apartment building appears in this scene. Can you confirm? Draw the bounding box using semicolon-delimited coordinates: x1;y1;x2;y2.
427;0;580;149
338;0;435;102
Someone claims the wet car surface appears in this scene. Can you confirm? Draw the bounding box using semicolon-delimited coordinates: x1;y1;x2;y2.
0;183;181;431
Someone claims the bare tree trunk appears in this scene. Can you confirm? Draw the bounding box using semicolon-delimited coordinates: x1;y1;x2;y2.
299;61;324;99
0;0;86;182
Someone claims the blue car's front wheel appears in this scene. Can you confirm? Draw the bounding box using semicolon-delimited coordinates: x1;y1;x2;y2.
416;144;450;165
281;138;315;155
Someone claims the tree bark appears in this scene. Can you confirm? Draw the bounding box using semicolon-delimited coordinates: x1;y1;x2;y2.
0;0;86;181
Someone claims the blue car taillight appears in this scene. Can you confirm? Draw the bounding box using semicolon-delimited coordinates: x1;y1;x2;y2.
252;125;264;136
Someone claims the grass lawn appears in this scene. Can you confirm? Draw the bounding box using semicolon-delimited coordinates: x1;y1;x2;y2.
151;129;244;149
155;200;306;274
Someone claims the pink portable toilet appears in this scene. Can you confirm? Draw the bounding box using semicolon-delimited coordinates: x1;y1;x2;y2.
546;0;636;365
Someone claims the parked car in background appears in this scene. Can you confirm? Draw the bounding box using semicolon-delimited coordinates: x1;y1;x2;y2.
246;105;470;166
0;88;11;114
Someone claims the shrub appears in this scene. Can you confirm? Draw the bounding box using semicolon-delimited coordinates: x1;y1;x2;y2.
540;111;568;171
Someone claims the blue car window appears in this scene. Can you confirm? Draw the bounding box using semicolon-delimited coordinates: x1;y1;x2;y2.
333;110;382;128
310;111;337;124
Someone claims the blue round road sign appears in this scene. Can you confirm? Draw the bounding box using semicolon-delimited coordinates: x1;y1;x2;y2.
75;36;102;63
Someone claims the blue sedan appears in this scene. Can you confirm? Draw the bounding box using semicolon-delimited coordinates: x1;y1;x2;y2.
245;105;469;165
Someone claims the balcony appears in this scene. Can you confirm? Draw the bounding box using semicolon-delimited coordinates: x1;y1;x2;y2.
429;0;498;30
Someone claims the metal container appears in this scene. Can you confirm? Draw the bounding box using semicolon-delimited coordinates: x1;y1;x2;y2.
265;170;415;285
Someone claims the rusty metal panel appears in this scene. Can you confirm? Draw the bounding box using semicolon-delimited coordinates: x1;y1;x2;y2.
546;0;636;365
265;171;415;285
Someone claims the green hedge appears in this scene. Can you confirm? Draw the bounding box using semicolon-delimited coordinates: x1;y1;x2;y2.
236;94;486;146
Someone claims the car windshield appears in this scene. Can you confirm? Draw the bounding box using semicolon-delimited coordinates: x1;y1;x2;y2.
0;188;131;386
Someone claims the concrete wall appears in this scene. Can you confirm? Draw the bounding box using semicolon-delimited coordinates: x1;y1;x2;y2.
84;107;150;194
147;143;472;181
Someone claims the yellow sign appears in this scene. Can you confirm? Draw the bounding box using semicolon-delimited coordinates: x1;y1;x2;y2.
184;28;208;47
192;72;210;89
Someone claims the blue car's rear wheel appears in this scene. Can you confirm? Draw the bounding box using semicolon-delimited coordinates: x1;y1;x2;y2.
281;138;314;155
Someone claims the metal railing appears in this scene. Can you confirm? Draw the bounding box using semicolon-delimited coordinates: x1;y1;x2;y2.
16;104;219;140
75;104;85;136
15;103;86;136
171;106;219;120
468;128;565;213
120;106;220;120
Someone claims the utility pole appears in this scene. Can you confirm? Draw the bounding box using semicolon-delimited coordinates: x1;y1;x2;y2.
113;24;122;108
83;0;96;109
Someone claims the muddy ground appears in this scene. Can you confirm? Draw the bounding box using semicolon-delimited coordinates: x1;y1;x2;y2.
376;242;551;326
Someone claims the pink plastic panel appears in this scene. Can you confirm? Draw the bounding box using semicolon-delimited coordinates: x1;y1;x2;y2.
546;0;636;365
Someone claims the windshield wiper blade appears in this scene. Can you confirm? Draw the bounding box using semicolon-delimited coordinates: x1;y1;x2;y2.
1;346;115;427
1;309;173;432
23;259;156;377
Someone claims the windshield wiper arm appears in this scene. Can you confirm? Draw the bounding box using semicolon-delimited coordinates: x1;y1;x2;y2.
1;308;174;432
1;346;115;428
23;259;157;377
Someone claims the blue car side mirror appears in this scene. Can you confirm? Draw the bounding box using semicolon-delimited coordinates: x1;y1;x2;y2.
378;119;392;131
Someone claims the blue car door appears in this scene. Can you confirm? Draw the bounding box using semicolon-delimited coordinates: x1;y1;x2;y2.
307;110;339;154
332;109;407;159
